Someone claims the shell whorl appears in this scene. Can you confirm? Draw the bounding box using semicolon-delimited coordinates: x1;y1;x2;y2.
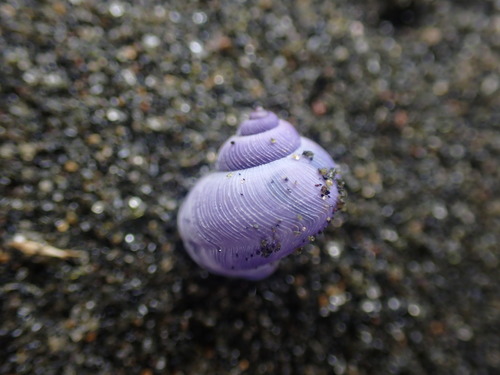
216;109;301;171
178;109;341;280
239;107;278;135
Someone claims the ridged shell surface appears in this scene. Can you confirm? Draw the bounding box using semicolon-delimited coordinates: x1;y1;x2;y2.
178;109;340;280
216;110;301;171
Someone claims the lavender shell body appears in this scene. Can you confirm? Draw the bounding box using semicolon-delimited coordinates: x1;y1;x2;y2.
177;109;341;280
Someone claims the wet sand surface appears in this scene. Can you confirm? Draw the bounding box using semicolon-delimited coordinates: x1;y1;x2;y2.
1;1;499;374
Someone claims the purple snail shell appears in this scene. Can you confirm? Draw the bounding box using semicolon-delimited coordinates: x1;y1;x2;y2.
177;108;341;280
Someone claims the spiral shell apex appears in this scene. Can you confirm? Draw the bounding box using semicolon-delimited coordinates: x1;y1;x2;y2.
178;109;342;280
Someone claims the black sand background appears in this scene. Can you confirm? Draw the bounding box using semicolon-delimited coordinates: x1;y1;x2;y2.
1;0;499;374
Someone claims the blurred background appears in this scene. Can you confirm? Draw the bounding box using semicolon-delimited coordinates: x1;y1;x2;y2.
1;0;499;374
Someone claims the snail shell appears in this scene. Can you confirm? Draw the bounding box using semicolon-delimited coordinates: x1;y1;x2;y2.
178;108;341;280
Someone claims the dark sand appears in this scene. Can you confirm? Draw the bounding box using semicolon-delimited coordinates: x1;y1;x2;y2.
1;0;499;374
